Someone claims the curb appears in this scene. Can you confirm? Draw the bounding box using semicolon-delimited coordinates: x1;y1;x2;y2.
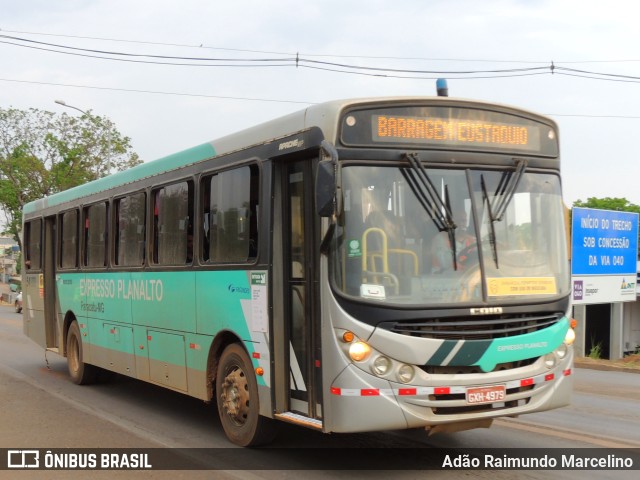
574;359;640;374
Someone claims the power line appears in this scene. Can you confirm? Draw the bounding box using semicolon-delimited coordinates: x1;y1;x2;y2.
3;33;640;84
4;28;640;65
0;28;295;56
299;64;550;80
2;77;640;120
0;34;550;76
0;36;295;67
0;77;315;105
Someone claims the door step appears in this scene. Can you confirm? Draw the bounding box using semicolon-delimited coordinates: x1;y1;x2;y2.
275;412;323;430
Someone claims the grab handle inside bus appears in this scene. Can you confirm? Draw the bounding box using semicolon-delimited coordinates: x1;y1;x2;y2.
315;140;340;217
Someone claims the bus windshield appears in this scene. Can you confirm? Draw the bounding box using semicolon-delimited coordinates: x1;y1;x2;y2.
331;164;570;306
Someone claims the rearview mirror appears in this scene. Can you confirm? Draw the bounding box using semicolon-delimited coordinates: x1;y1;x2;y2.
315;141;339;217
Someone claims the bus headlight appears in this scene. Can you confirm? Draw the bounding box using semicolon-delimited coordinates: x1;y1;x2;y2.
564;327;576;346
371;356;391;376
397;364;415;384
349;341;371;362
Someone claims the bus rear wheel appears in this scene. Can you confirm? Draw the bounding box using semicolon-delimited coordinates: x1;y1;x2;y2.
216;343;275;446
67;321;97;385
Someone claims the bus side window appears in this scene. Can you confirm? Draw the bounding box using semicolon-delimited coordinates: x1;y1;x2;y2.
115;193;146;266
152;181;193;265
84;202;108;268
24;219;42;270
203;164;259;264
201;178;211;262
60;209;79;269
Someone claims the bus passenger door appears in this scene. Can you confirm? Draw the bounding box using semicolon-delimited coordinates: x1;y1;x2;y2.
43;215;59;351
275;158;322;427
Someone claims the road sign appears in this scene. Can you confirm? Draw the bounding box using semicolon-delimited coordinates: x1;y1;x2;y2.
571;207;639;304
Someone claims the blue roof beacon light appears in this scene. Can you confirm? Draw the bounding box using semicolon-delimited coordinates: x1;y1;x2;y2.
436;78;449;97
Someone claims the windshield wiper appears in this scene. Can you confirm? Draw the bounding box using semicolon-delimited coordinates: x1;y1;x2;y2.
481;159;528;268
491;158;528;221
481;174;499;268
401;152;460;270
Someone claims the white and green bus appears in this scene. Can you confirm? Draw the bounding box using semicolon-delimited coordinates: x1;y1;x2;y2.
22;95;575;446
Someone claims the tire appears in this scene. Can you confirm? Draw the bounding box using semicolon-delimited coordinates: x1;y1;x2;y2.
216;343;276;446
66;321;98;385
15;302;22;314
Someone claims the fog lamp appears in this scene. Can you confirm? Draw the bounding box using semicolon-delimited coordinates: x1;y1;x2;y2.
556;343;568;359
397;364;415;384
372;356;391;376
544;353;556;369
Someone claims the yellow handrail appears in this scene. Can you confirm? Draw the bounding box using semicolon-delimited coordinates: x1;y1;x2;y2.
362;227;388;275
361;228;419;279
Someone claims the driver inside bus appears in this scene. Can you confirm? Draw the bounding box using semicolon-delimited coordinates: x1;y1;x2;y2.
430;208;476;273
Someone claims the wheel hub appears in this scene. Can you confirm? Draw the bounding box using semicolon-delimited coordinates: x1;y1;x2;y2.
221;366;250;425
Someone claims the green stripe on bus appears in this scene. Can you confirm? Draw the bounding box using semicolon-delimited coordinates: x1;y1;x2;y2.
23;142;216;214
448;339;493;367
427;340;457;365
475;317;569;373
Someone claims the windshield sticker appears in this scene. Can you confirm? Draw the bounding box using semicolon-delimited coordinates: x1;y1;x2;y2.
487;277;557;296
348;239;362;258
360;284;386;299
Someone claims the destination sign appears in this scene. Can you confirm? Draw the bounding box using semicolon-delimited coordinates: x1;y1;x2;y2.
374;115;535;149
340;105;558;156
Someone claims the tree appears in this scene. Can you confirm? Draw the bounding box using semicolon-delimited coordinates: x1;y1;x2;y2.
573;197;640;215
0;107;142;247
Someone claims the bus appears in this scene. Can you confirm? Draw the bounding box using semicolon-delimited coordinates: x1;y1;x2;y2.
21;94;575;447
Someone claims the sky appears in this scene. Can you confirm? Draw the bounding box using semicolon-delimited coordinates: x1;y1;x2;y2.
1;0;639;207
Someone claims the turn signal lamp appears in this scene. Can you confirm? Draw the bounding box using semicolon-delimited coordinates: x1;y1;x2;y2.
342;331;355;343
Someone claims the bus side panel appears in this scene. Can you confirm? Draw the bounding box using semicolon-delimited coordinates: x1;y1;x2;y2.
58;272;134;366
195;270;271;392
147;329;188;391
184;332;213;400
196;270;252;337
133;324;212;399
131;271;195;332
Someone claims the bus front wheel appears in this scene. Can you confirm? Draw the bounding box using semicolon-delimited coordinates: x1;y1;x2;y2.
66;321;97;385
216;343;275;446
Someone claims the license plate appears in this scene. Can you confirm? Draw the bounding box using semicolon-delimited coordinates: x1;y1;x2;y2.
466;385;506;405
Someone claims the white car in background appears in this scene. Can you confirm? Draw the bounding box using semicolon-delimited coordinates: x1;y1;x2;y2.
15;292;22;313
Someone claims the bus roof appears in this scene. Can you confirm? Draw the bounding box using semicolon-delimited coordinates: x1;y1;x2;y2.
23;96;556;215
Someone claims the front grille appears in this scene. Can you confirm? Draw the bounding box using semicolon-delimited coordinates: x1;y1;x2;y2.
419;359;537;375
385;312;563;341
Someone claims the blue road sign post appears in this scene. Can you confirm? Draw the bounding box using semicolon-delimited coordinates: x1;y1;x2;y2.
571;207;639;304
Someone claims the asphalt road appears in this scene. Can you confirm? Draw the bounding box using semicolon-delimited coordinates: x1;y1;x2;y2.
0;304;638;479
